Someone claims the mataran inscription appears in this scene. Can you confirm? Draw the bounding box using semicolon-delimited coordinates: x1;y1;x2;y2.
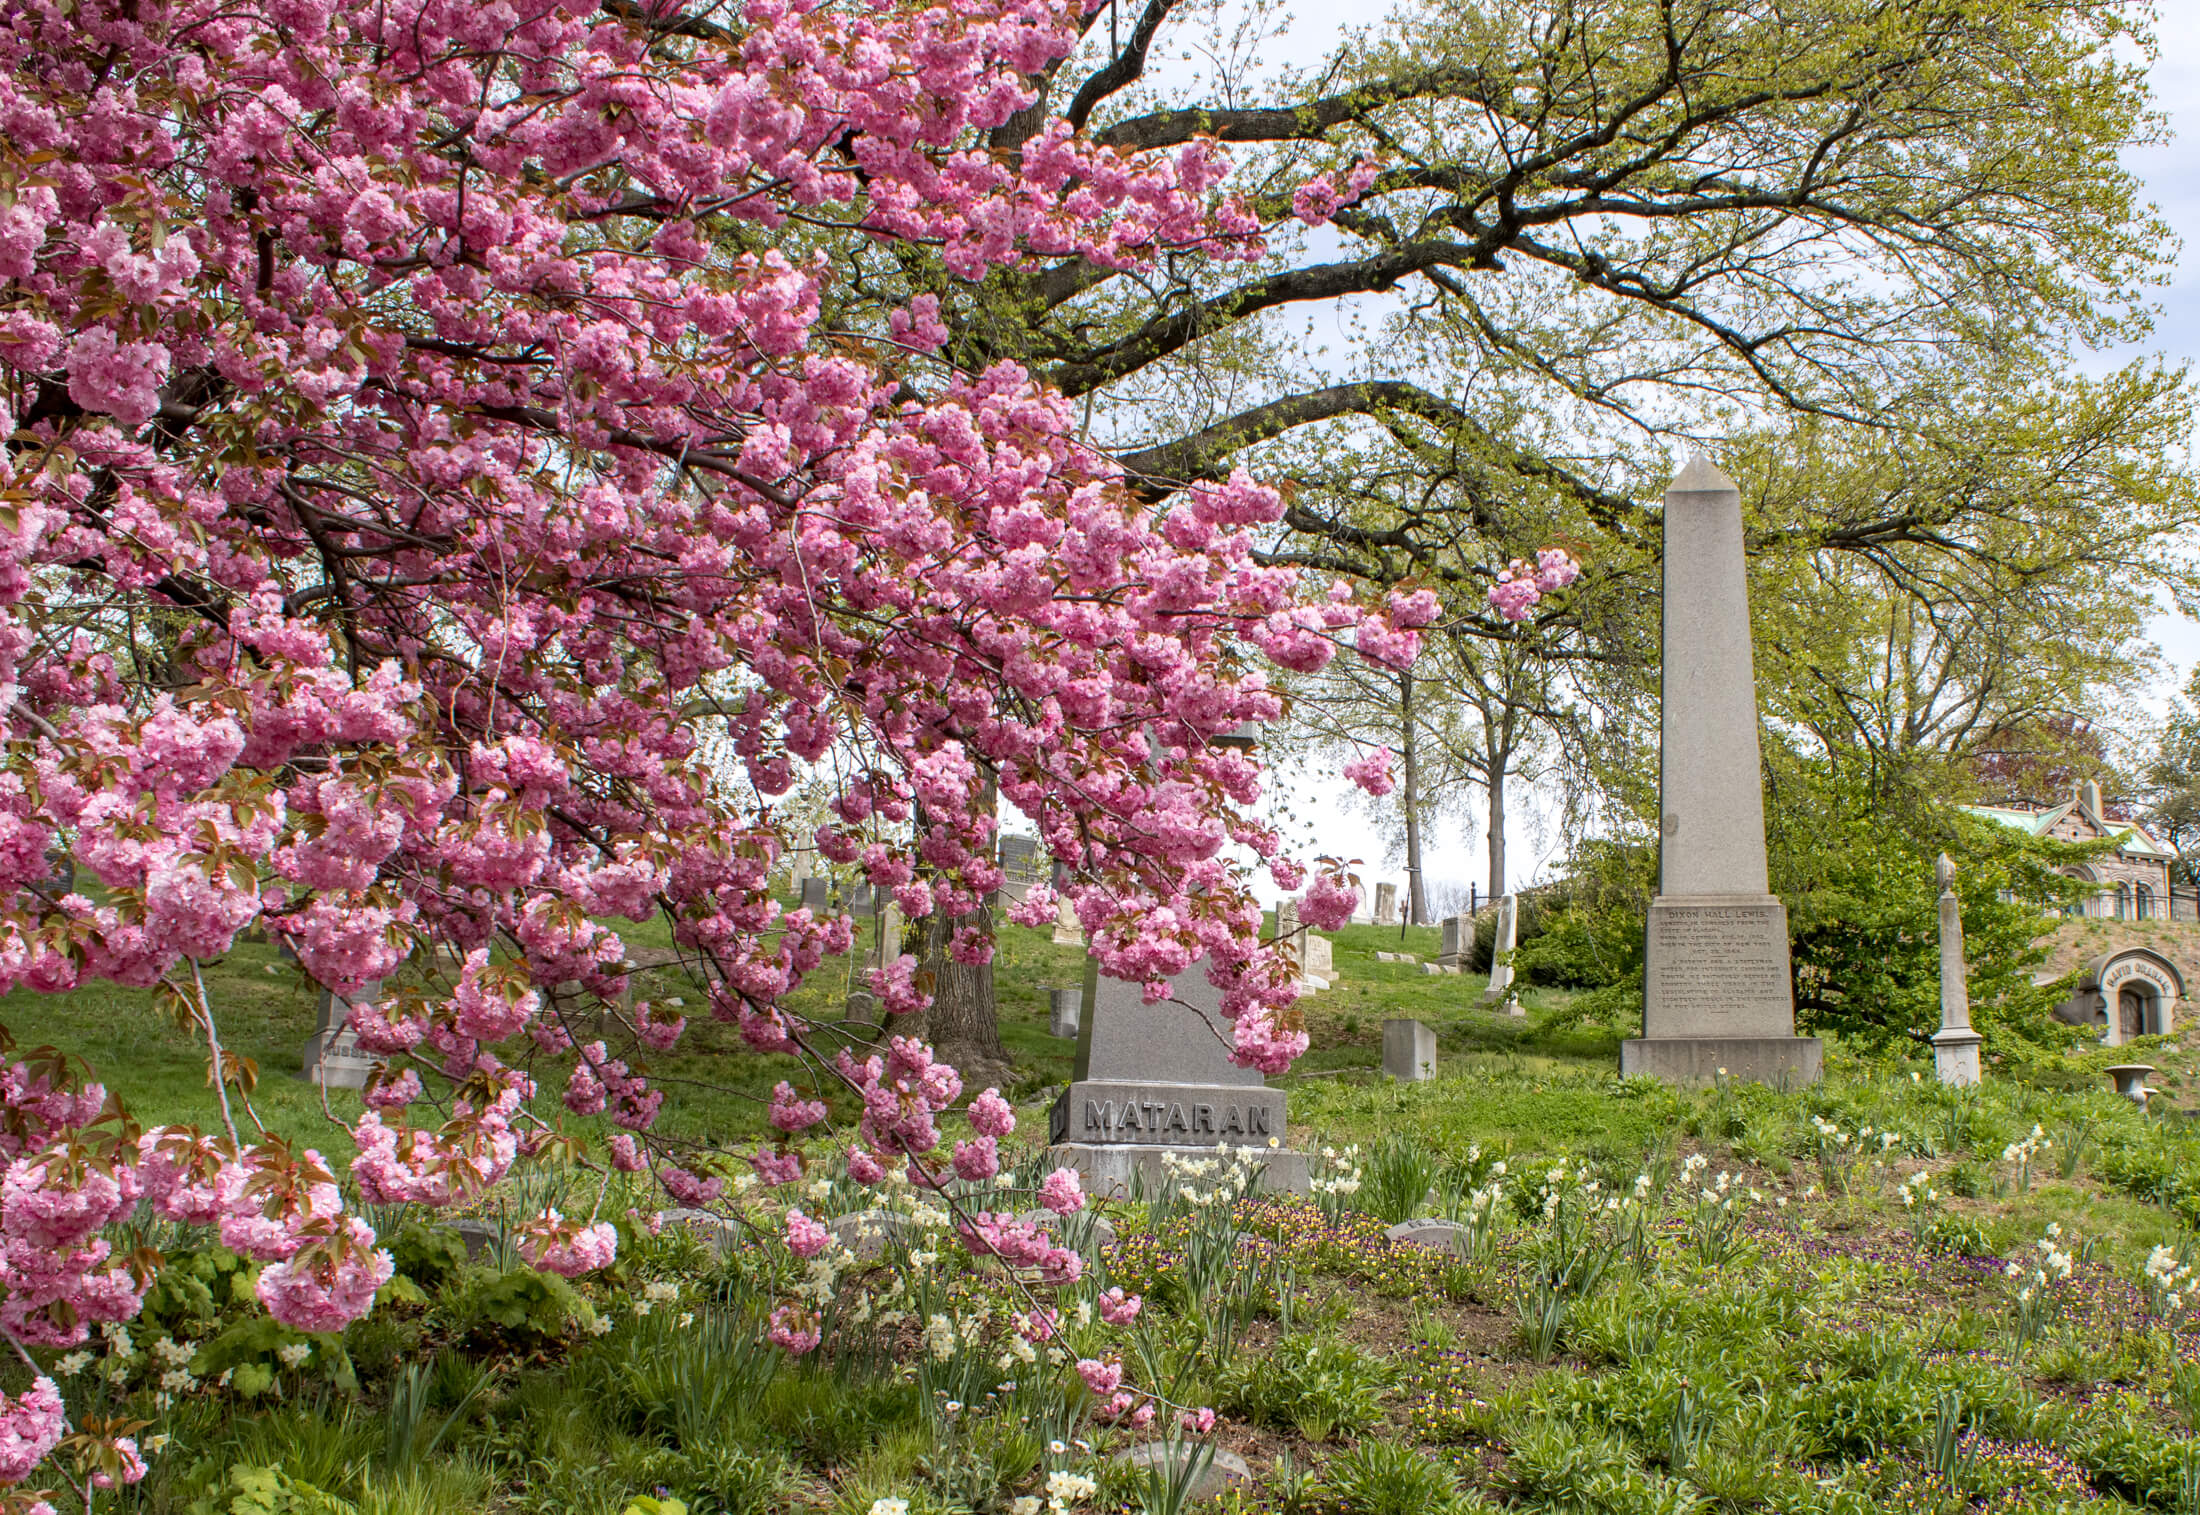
1050;1078;1286;1145
1644;900;1792;1039
1078;1097;1273;1142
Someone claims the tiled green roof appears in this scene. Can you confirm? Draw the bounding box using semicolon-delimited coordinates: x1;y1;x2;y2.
1960;803;2176;860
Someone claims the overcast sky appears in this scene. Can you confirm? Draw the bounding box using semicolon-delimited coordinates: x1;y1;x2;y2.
2114;10;2200;697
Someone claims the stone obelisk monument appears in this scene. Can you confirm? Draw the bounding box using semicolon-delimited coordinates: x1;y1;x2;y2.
1931;853;1983;1085
1622;456;1821;1086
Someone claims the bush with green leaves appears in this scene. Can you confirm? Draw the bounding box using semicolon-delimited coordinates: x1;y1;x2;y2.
443;1263;597;1346
1213;1332;1389;1442
1314;1438;1488;1515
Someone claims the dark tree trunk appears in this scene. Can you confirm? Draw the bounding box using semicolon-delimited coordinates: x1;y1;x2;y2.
1399;670;1428;925
919;895;1012;1087
913;767;1013;1087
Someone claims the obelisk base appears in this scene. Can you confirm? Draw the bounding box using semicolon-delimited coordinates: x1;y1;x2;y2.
1932;1028;1983;1088
1620;1035;1821;1087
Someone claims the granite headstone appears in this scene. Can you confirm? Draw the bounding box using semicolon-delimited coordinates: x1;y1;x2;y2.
1048;986;1081;1039
1303;932;1336;987
996;834;1043;905
1048;956;1309;1196
1374;882;1398;924
1438;914;1469;967
1480;894;1518;1009
302;982;382;1089
1383;1018;1436;1081
1275;898;1308;980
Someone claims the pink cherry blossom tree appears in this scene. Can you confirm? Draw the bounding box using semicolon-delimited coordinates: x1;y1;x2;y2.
0;0;1448;1492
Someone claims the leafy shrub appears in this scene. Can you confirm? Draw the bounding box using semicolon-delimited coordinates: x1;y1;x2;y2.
199;1316;354;1397
608;1308;780;1445
1920;1211;1993;1257
445;1265;595;1345
1793;1372;1937;1461
1359;1134;1442;1225
187;1466;357;1515
2074;1400;2194;1506
1501;1418;1703;1514
142;1244;258;1333
752;1365;919;1466
389;1221;471;1291
1213;1333;1388;1442
1940;1159;1988;1199
1314;1438;1483;1515
184;1409;379;1501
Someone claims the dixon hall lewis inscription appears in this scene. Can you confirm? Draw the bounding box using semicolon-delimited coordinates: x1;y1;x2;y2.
1645;902;1792;1036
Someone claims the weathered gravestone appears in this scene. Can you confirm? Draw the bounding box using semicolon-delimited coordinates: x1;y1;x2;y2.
35;849;72;899
302;983;382;1089
800;875;831;915
848;882;875;916
1048;986;1081;1039
1275;897;1307;979
1048;956;1309;1196
995;834;1043;905
1622;457;1820;1087
1386;1217;1472;1253
845;898;903;1029
1374;882;1398;924
1303;932;1337;987
1438;914;1470;967
1116;1444;1252;1505
1931;854;1983;1087
1383;1018;1436;1082
1481;894;1519;1012
1051;894;1085;946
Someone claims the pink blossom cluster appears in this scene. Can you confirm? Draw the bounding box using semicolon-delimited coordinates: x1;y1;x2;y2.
0;1376;61;1483
518;1210;619;1277
0;0;1458;1479
1489;548;1584;622
1342;748;1396;797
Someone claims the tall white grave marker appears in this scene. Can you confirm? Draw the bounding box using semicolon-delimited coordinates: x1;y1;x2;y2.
1932;853;1983;1086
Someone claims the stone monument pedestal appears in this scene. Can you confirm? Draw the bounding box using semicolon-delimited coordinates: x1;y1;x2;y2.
1932;1027;1983;1087
1045;1140;1311;1198
1620;1034;1821;1085
1624;457;1820;1090
1626;894;1818;1086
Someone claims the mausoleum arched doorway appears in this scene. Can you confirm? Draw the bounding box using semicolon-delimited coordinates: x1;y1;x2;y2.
2052;949;2185;1046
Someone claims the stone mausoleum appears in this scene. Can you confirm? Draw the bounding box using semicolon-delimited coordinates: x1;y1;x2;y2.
1968;780;2193;1044
1966;779;2181;921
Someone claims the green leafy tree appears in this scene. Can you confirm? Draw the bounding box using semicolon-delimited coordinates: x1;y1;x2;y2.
1766;753;2094;1058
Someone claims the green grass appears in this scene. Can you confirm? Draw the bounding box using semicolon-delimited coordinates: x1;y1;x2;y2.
0;907;1610;1156
37;955;2200;1514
